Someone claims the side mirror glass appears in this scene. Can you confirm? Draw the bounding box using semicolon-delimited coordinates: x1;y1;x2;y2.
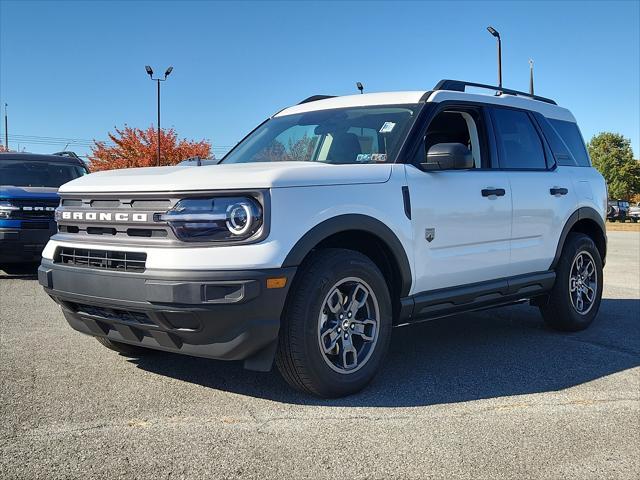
421;142;473;171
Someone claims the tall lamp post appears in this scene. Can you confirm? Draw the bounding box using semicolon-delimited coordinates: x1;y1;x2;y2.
486;26;502;90
145;65;173;166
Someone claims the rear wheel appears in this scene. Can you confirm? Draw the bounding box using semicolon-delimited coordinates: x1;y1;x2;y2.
95;336;152;357
540;233;603;331
276;249;392;397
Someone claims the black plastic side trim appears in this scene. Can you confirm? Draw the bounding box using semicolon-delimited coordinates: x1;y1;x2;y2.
402;186;411;220
550;207;607;269
281;214;412;296
398;271;555;324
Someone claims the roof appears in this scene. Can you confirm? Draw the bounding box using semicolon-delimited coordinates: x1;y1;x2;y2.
275;81;575;122
0;152;86;165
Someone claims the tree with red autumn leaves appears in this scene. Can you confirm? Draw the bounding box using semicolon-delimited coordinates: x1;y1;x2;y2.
89;125;211;171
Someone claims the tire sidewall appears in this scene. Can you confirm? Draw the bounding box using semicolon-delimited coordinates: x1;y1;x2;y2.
553;234;603;329
291;251;392;396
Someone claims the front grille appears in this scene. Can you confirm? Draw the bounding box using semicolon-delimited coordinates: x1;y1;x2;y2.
10;199;58;220
12;199;59;208
56;194;177;245
54;247;147;272
21;221;50;230
72;303;154;325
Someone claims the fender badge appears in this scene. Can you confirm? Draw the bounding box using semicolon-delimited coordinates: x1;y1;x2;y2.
425;228;435;243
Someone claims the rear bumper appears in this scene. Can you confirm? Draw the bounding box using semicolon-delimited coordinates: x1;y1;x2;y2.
0;225;56;263
38;259;296;370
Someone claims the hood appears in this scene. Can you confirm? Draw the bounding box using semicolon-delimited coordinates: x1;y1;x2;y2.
59;162;392;193
0;185;60;200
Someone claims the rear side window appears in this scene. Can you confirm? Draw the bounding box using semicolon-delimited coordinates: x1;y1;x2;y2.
548;119;591;167
491;108;547;169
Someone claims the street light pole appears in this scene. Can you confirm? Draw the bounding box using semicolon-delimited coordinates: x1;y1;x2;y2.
157;79;161;165
145;65;173;166
4;103;8;151
486;26;502;90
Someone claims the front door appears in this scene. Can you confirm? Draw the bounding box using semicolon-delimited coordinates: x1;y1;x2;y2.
406;106;512;294
407;166;512;293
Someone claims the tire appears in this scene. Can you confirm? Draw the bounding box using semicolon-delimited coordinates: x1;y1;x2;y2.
540;233;603;332
276;248;392;397
95;336;153;356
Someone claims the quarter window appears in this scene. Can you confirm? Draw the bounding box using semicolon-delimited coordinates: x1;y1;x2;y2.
492;108;547;169
548;119;591;167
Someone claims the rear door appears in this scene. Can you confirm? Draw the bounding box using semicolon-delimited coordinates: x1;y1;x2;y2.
489;107;577;276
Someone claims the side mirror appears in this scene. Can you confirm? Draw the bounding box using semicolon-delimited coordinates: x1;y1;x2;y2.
422;142;473;171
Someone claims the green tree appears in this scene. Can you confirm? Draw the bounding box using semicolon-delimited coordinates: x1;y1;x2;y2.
587;132;640;200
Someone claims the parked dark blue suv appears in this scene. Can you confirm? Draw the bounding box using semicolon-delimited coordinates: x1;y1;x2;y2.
0;152;88;268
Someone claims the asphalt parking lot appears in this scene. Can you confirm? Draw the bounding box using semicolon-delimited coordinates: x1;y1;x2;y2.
1;231;638;480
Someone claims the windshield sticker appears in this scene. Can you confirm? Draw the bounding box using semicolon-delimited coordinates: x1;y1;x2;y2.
356;153;387;163
379;122;396;133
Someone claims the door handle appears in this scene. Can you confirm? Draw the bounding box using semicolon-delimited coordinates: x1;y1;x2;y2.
481;188;506;197
550;187;568;196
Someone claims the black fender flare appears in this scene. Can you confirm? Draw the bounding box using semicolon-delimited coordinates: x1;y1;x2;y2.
550;207;607;269
282;214;413;296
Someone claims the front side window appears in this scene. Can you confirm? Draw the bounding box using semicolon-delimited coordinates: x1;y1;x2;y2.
0;161;87;188
423;108;487;168
222;105;420;165
491;108;547;169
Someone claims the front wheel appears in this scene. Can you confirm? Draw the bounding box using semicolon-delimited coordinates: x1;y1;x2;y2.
540;233;603;331
276;249;392;397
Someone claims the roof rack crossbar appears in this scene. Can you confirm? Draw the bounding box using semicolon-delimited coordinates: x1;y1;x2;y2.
298;95;335;105
433;79;557;105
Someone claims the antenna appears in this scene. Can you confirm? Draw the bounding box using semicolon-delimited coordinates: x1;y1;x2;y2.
356;82;364;94
529;59;534;95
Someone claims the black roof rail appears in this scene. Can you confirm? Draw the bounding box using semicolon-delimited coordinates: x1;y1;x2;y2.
433;79;557;105
298;95;335;105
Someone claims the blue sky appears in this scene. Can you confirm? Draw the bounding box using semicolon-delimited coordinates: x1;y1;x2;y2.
1;0;638;159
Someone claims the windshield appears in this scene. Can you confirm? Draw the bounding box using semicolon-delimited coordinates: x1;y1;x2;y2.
0;160;87;188
222;104;420;165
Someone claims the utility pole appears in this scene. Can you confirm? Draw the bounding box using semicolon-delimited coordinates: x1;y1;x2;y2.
4;103;8;151
529;59;535;95
145;66;173;166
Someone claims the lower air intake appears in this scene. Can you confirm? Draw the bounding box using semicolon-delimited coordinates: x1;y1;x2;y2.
54;247;147;272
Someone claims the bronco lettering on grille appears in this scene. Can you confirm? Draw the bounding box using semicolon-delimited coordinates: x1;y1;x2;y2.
60;211;149;222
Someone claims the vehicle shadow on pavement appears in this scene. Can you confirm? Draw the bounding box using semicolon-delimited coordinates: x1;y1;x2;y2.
127;298;640;407
0;263;39;279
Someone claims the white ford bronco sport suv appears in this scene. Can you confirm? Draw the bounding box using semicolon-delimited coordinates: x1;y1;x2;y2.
39;80;607;397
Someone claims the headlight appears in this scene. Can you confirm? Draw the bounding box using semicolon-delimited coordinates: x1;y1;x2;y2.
0;201;19;219
158;196;263;242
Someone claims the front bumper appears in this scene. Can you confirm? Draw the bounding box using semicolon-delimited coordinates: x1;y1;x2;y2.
0;224;56;263
39;259;296;370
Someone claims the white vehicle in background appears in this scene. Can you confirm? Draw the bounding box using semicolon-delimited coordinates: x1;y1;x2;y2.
39;79;607;397
627;202;640;222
